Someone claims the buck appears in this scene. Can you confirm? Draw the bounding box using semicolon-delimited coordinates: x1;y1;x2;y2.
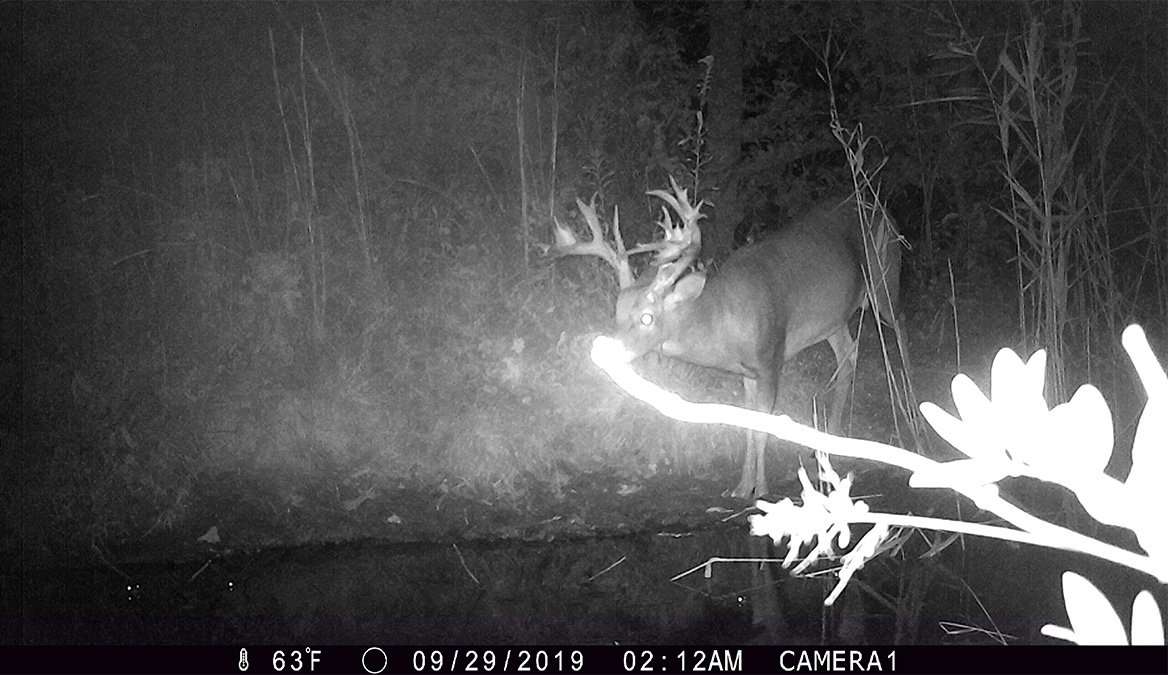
549;178;902;498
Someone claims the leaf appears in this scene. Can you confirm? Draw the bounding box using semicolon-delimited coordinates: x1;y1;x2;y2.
951;374;993;437
197;526;221;544
919;398;1003;465
1043;384;1113;476
1051;572;1128;645
990;347;1040;407
826;524;889;606
1126;403;1168;562
921;532;962;559
1125;325;1168;400
1123;325;1168;563
998;50;1023;84
1130;591;1165;646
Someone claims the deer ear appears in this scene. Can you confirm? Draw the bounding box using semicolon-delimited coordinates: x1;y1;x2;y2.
665;272;706;310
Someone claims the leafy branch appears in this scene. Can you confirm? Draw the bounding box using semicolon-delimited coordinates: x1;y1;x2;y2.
590;324;1166;644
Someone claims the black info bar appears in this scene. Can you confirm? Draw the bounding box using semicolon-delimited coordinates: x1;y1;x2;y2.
0;646;1163;675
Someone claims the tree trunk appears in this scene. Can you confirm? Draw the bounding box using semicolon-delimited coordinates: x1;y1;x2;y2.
705;0;745;260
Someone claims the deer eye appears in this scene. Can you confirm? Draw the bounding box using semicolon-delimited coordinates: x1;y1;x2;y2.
639;312;654;327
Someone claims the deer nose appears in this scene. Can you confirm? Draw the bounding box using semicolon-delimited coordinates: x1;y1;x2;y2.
592;335;637;364
610;327;659;362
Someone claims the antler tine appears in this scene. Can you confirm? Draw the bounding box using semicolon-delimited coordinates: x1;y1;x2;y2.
621;203;668;255
611;204;627;256
658;204;676;233
647;176;707;229
648;251;698;295
579;195;622;251
547;196;635;288
548;197;613;263
643;177;705;293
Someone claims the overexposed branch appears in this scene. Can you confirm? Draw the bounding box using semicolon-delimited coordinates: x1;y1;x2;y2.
590;333;1168;583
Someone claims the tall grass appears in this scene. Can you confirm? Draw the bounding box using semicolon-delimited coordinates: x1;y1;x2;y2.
945;6;1160;403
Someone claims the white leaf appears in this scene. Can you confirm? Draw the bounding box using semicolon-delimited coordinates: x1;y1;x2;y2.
1054;571;1129;645
1126;388;1168;564
1045;384;1113;476
991;347;1047;416
920;400;1002;463
1130;590;1165;645
951;374;992;432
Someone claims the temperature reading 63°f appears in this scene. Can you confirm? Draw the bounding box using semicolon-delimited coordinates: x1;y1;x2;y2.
273;647;323;672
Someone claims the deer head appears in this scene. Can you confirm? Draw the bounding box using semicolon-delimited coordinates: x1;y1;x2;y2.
613;177;706;358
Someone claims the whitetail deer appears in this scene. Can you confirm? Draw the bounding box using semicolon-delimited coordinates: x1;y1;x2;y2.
549;178;902;499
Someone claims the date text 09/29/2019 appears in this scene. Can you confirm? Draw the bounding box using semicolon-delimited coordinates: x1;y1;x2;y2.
407;647;891;673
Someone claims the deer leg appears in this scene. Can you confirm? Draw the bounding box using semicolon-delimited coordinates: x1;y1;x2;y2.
825;326;858;435
733;377;760;499
734;366;779;499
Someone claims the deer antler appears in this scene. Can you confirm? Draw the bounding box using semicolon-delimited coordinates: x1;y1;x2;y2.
644;177;705;293
547;197;636;288
547;194;690;290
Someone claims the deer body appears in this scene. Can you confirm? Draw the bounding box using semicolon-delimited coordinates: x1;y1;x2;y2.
620;199;870;371
549;182;901;499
